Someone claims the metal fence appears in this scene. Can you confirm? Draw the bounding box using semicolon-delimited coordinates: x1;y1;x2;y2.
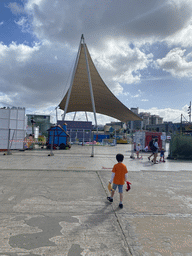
68;129;92;143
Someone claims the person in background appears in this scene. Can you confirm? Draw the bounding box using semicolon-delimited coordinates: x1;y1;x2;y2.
136;143;141;159
153;138;159;164
159;148;165;162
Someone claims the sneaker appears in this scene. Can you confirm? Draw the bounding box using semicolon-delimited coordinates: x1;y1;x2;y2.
119;203;123;209
107;197;113;202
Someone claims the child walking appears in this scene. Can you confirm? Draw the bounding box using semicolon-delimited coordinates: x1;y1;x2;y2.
159;148;165;162
136;143;142;159
107;153;128;209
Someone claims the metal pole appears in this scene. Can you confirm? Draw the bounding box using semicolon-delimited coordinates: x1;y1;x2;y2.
73;112;76;121
91;131;94;157
7;129;12;155
180;114;182;134
130;134;135;159
9;129;15;150
85;111;88;122
62;35;84;121
83;39;98;158
56;107;58;125
49;130;54;156
83;41;98;129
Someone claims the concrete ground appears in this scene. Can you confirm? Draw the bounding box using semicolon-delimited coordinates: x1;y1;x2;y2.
0;144;192;256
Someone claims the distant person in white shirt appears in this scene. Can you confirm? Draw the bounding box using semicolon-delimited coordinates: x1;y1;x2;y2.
136;143;141;159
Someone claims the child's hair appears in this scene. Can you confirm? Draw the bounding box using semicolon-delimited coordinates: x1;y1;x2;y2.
116;153;124;162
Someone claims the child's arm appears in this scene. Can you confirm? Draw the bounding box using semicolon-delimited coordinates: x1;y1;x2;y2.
125;173;128;182
109;172;115;183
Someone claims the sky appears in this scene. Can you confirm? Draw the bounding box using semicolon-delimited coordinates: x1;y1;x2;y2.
0;0;192;125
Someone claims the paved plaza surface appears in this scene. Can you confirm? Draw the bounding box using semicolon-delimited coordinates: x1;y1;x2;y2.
0;144;192;255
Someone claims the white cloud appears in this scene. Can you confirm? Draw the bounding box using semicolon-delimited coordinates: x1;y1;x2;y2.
22;0;192;45
128;89;143;99
0;93;14;105
165;23;192;47
140;105;189;123
156;48;192;78
0;41;74;108
90;39;153;94
14;17;32;33
7;2;25;15
0;21;4;26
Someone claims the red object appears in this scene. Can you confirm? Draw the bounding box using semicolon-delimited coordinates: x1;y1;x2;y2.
145;132;162;151
126;181;131;192
134;131;163;152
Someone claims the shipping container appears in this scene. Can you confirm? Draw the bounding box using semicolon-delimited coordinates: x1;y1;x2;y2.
134;131;166;151
47;125;70;149
0;107;26;150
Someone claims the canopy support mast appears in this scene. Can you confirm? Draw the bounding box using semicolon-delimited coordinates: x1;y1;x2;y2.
62;35;83;121
82;35;98;131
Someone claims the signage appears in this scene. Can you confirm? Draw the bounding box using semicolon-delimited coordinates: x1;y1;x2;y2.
161;135;166;141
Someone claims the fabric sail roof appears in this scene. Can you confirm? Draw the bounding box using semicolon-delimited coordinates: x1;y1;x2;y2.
59;39;142;123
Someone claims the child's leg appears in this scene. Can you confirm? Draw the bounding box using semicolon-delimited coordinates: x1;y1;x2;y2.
148;152;153;160
120;193;123;203
118;185;124;203
111;184;117;198
154;152;158;163
107;188;115;202
111;190;115;198
119;191;124;208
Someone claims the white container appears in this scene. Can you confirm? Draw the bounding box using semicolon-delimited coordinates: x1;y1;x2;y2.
134;131;146;150
0;107;26;150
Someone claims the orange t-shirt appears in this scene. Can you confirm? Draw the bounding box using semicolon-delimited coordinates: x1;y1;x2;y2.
112;162;128;185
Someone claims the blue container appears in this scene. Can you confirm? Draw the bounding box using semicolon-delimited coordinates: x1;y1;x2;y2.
48;125;69;147
94;134;110;142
